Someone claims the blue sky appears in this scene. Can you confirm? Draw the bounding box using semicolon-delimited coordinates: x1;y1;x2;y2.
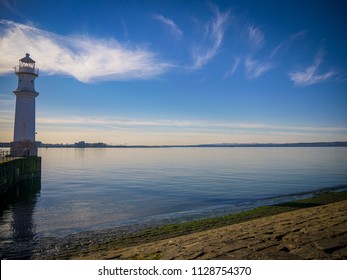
0;0;346;145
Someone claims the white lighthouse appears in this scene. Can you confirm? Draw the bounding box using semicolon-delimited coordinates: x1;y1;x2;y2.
10;53;39;157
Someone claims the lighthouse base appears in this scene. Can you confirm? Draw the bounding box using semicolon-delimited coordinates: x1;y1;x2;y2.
10;141;38;157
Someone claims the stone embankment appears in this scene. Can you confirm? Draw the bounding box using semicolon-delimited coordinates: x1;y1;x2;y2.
0;157;41;195
77;200;347;260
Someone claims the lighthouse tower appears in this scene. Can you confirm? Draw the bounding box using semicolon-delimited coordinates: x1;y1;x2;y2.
10;53;39;157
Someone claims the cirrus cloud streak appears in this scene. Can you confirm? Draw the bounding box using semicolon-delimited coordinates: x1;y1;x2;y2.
191;5;230;69
153;14;183;39
288;49;337;86
0;20;172;82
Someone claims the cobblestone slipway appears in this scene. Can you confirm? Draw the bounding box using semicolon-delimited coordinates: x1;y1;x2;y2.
80;200;347;260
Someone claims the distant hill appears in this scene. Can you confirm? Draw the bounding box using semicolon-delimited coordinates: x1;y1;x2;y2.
190;142;347;148
1;141;346;148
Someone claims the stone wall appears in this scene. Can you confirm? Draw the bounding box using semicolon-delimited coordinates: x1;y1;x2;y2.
0;157;41;195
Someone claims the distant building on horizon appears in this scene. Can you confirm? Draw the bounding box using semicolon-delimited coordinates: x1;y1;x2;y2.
75;141;86;148
74;141;107;148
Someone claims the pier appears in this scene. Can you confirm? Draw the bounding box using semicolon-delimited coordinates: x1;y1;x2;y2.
0;154;41;195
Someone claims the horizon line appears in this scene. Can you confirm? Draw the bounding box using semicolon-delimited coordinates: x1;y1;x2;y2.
1;140;347;148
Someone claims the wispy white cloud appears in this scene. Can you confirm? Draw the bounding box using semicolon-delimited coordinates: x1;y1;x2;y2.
0;92;15;102
30;114;347;134
0;20;172;82
153;14;183;39
247;25;264;51
191;5;230;69
244;56;273;79
2;108;346;143
226;24;275;79
270;30;306;59
0;93;15;136
225;56;241;77
0;0;24;17
288;50;337;86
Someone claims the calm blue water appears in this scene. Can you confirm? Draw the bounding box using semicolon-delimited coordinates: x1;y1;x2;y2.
1;147;347;244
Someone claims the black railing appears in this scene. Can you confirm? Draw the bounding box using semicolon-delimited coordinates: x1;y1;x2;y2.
0;149;31;162
0;150;16;162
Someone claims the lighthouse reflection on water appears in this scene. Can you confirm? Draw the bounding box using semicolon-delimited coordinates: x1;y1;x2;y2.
0;178;41;259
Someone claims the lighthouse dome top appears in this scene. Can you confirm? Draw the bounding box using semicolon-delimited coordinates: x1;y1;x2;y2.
20;53;35;64
19;53;36;69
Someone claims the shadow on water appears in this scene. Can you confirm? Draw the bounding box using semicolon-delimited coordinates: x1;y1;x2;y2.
0;177;41;259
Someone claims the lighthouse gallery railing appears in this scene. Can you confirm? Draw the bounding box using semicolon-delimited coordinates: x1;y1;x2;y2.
14;66;39;76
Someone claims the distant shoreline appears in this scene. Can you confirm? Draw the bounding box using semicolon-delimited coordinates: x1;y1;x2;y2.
1;141;347;149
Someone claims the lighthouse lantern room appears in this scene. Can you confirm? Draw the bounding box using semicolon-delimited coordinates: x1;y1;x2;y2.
11;53;39;157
